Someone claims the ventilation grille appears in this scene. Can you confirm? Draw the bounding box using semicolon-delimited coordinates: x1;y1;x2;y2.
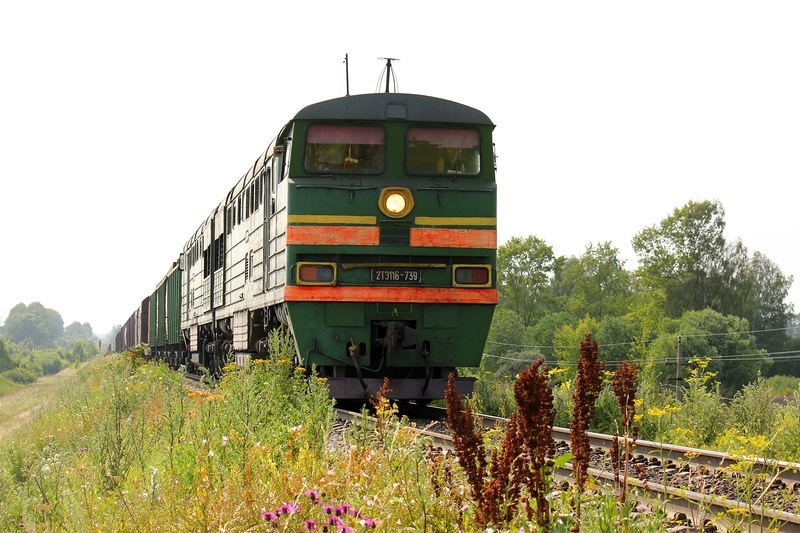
379;223;410;246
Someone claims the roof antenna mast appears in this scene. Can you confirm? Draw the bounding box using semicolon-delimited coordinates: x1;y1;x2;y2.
344;53;350;96
378;57;399;93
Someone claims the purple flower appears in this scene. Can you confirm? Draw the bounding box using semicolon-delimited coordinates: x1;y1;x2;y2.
322;505;334;514
278;503;300;515
305;519;318;530
360;518;379;528
305;489;321;504
261;511;278;522
335;504;349;516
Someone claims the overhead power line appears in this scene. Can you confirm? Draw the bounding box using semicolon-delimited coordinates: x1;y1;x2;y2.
486;325;799;353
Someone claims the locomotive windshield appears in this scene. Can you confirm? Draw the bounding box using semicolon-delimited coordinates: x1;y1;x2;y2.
304;125;385;173
406;128;480;176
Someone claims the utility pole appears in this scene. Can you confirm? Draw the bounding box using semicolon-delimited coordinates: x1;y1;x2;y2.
676;336;683;402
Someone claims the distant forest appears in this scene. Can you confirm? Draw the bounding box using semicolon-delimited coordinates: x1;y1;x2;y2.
0;302;99;385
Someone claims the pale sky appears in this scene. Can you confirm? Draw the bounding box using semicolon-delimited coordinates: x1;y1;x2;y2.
1;1;798;336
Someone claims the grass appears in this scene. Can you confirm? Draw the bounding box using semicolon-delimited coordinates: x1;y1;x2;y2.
1;334;795;532
0;364;82;439
0;374;22;398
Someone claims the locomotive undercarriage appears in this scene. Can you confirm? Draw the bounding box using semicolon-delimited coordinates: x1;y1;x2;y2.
318;319;473;400
184;310;474;400
190;306;289;375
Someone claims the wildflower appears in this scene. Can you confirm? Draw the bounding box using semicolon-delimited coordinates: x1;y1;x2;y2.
304;519;318;530
335;504;349;516
277;503;300;515
261;511;278;522
221;435;228;446
360;518;379;528
322;505;335;514
305;489;321;504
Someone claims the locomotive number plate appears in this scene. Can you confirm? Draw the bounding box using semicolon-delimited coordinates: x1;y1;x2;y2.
371;268;422;284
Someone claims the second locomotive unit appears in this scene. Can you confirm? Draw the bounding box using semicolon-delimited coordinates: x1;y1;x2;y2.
117;90;498;400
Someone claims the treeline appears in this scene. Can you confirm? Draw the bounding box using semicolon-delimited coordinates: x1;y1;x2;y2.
0;302;99;385
1;302;97;348
486;199;799;399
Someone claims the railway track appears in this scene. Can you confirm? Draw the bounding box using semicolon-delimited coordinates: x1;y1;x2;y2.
335;405;800;532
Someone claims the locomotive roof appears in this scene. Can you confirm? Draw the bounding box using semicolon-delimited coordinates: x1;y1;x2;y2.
293;93;493;126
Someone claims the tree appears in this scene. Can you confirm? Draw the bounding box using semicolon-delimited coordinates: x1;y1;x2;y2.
632;199;728;317
741;251;794;353
497;236;555;327
2;302;64;348
524;311;576;361
595;315;639;366
661;309;769;397
64;321;95;340
0;338;14;373
563;242;631;320
632;200;794;356
484;307;526;361
552;316;600;381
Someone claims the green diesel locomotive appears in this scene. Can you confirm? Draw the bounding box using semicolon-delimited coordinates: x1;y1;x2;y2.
117;91;497;400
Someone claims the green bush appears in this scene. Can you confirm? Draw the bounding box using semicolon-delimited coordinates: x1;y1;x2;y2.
38;355;63;376
1;367;38;384
764;375;800;397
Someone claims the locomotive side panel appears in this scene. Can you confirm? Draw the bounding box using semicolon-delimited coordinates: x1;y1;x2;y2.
266;159;289;292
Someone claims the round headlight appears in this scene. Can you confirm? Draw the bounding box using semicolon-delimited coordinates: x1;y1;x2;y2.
378;187;414;218
385;193;406;214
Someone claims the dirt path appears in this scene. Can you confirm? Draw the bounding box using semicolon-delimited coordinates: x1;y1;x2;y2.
0;367;79;440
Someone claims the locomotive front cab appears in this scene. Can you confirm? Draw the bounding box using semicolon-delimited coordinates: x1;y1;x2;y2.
282;93;497;400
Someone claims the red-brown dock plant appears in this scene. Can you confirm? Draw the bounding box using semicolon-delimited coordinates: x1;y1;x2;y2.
513;358;557;528
571;333;605;491
610;360;640;503
570;333;605;530
445;359;556;529
445;373;488;522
